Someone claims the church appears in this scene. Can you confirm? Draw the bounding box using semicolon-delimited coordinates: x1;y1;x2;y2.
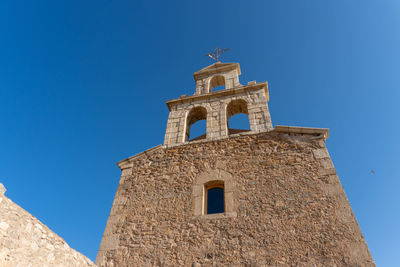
96;61;374;266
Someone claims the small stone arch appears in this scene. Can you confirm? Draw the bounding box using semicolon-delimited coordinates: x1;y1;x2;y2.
185;106;207;142
226;99;250;135
192;169;236;217
208;75;226;92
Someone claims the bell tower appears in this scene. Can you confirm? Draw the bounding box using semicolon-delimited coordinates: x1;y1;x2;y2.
164;62;273;146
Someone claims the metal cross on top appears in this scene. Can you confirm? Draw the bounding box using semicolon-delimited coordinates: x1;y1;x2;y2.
205;46;230;62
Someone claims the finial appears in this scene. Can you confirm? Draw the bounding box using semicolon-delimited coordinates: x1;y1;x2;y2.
205;47;230;62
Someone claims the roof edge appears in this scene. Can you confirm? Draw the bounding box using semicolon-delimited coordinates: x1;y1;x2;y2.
117;144;163;170
164;125;328;149
116;127;328;169
193;62;241;79
273;125;329;139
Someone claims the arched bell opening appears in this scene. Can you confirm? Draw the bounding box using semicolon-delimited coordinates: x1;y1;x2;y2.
226;99;250;135
185;106;207;141
208;75;226;92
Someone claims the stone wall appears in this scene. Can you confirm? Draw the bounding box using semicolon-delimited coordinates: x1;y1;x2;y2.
96;130;375;266
0;183;95;267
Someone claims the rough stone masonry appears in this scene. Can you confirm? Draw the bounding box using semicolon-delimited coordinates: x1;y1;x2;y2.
0;183;95;267
96;62;375;266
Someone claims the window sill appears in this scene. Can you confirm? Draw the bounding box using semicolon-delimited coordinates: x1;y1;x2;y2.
197;212;237;220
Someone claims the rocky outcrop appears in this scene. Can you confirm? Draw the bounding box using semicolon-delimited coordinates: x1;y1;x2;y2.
0;183;95;267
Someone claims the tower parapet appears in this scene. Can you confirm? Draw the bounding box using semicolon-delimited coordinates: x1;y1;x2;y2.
164;62;273;146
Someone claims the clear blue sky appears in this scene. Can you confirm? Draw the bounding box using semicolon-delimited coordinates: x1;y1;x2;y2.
0;0;399;265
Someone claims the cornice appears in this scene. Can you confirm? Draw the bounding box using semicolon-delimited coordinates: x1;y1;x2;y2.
165;82;268;111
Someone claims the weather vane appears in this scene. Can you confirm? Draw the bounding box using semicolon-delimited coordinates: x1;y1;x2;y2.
205;46;230;62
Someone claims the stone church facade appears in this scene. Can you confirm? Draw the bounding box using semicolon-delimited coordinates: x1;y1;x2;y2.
96;63;375;266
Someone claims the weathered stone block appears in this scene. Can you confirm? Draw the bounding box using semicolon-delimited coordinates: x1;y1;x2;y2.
313;147;329;159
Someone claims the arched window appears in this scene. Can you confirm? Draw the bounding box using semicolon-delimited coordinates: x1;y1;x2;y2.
208;75;225;92
204;181;224;214
192;169;236;218
185;106;207;141
226;99;250;135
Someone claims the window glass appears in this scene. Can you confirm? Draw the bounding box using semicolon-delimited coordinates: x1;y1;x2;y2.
207;187;224;214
